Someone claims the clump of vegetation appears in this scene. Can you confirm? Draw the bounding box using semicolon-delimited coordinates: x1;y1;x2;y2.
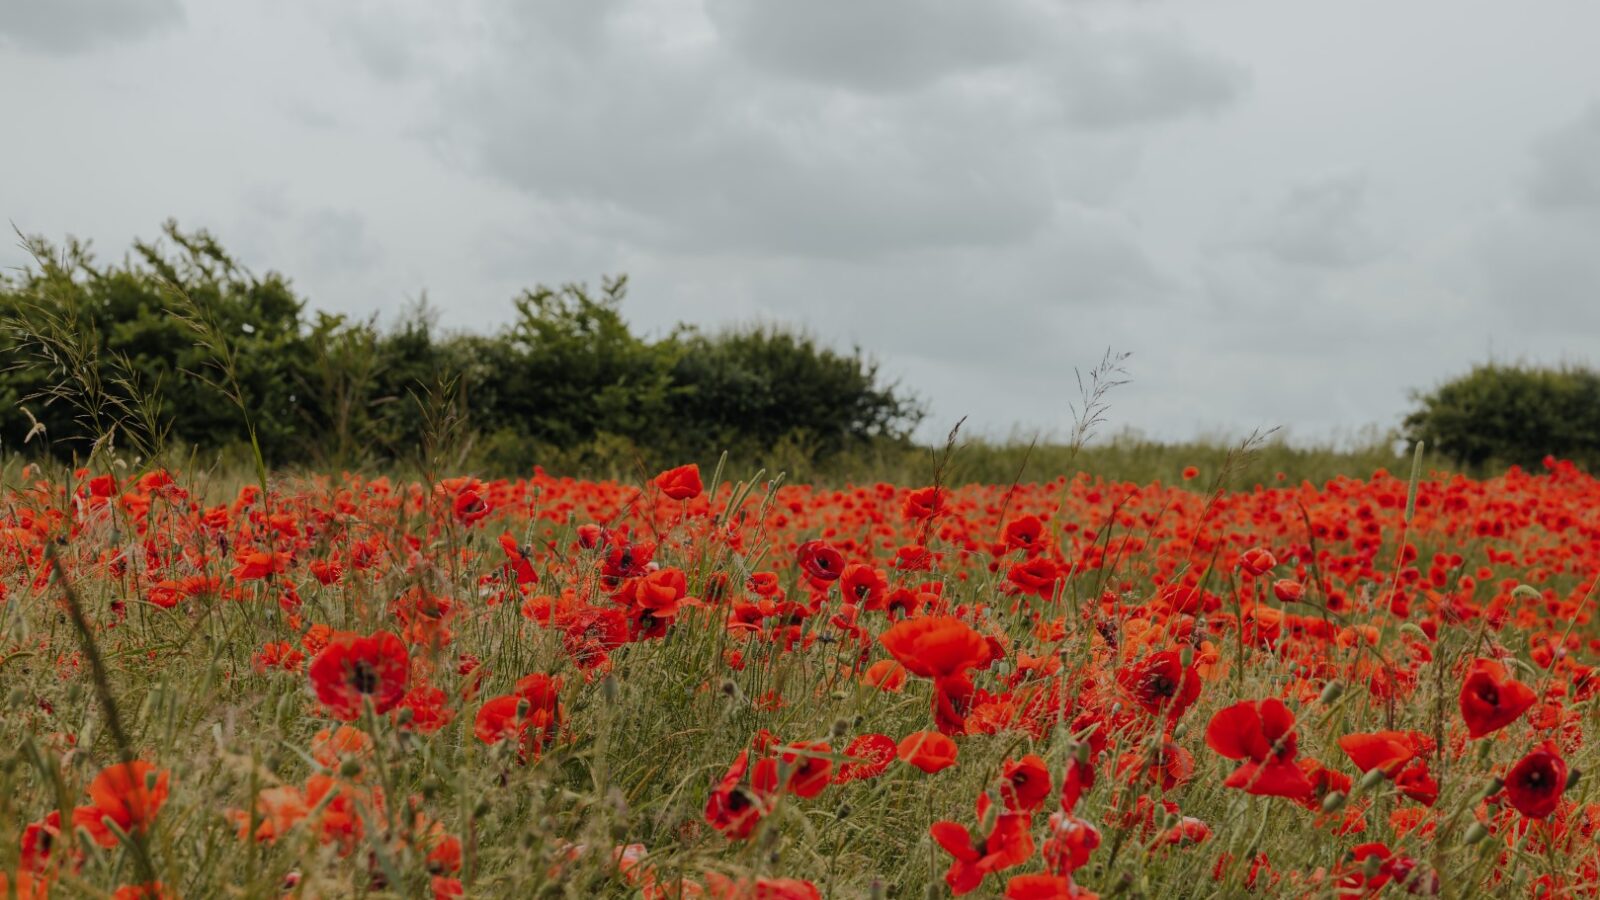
1405;362;1600;472
1;222;921;474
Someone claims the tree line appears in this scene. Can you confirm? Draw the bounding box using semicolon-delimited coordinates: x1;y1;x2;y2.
0;222;923;474
4;221;1595;479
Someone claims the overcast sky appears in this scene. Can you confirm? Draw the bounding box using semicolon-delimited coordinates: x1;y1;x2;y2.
4;1;1600;444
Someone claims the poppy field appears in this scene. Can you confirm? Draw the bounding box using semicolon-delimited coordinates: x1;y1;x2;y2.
3;455;1600;899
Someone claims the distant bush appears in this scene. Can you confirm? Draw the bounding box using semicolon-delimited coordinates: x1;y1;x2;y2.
1404;362;1600;471
0;222;922;473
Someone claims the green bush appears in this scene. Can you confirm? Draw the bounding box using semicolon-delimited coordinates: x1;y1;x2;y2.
0;224;921;474
1404;362;1600;471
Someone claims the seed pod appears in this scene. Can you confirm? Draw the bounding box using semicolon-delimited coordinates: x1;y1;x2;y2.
1318;681;1344;705
1358;768;1388;793
1321;790;1347;813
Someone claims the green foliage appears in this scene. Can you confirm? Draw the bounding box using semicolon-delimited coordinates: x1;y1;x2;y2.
667;325;923;459
1404;362;1600;471
0;224;922;473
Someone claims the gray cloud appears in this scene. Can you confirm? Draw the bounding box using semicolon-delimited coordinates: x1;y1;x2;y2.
1052;26;1247;128
1526;102;1600;214
1253;172;1384;268
1469;104;1600;331
0;0;182;53
704;0;1041;93
412;0;1243;263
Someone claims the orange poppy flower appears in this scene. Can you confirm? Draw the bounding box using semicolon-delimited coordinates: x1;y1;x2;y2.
898;731;958;773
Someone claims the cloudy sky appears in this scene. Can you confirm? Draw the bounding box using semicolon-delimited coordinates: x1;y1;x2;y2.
4;1;1600;444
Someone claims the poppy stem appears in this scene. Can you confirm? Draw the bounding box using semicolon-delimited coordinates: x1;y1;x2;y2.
45;542;161;887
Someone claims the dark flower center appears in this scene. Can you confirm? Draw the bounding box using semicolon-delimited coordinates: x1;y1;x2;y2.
350;660;380;694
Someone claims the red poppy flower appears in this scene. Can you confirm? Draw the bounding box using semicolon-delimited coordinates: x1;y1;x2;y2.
1237;547;1277;576
1204;699;1313;800
1393;758;1439;807
932;671;978;735
898;731;958;773
1042;813;1101;876
836;734;896;782
1060;756;1096;815
880;616;991;680
308;631;411;720
655;464;703;501
779;741;833;799
1002;754;1053;811
497;533;538;586
72;761;171;848
1006;558;1061;599
840;563;888;608
931;811;1035;895
796;540;844;583
861;660;907;692
1459;657;1536;739
704;751;776;840
1004;873;1081;899
1338;730;1420;778
451;488;490;525
1002;515;1046;553
1271;579;1305;603
1503;743;1568;819
903;486;945;522
1115;649;1201;720
703;873;822;900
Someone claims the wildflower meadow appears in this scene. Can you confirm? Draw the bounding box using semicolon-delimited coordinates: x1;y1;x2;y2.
2;447;1598;898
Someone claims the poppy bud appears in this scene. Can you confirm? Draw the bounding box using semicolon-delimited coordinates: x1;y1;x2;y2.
831;718;850;739
1363;854;1383;879
1171;722;1188;741
1321;790;1347;813
422;777;443;798
719;679;738;697
1462;822;1490;845
1318;681;1344;705
1511;585;1541;601
1359;768;1388;793
473;800;492;819
1075;742;1092;766
1179;646;1194;668
396;707;414;726
340;758;363;778
601;675;619;705
836;803;852;820
1568;768;1583;792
